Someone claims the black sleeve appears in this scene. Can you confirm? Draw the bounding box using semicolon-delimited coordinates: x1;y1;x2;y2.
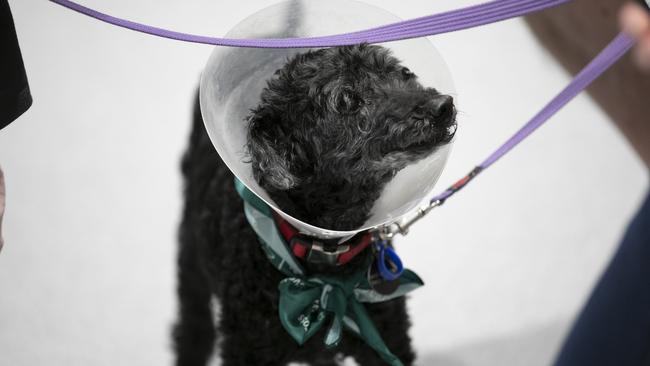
0;0;32;129
554;191;650;366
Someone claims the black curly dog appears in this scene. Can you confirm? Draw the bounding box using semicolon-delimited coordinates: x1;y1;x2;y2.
175;44;456;366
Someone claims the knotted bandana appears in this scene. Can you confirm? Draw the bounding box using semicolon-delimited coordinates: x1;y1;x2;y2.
235;178;423;365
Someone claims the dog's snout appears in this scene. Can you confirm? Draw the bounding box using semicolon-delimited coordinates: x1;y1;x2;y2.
428;95;454;122
412;95;454;125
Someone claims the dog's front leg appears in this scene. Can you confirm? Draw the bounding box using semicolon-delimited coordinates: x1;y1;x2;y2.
173;226;217;366
215;262;301;366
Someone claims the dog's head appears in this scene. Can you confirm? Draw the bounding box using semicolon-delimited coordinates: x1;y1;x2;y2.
246;44;456;230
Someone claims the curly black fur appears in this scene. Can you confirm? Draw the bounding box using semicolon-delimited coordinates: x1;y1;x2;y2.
175;45;456;366
247;44;456;230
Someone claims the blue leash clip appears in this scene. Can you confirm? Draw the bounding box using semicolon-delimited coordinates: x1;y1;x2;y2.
374;240;404;281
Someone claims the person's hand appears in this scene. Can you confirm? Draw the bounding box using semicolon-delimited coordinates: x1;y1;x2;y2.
0;166;4;252
620;2;650;70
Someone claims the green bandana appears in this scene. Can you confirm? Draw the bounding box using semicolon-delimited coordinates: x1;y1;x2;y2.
235;178;423;366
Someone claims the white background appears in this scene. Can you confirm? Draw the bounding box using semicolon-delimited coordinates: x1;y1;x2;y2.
0;0;647;365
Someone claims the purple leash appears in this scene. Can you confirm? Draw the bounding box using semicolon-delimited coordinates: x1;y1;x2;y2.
48;0;637;210
50;0;570;48
431;32;635;205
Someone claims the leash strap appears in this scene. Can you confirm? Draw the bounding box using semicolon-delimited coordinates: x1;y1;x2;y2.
49;0;570;48
431;32;635;206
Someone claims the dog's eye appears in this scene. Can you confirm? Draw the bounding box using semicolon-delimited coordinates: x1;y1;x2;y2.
401;67;414;80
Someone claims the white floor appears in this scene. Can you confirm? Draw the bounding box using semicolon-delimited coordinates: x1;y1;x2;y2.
0;1;647;365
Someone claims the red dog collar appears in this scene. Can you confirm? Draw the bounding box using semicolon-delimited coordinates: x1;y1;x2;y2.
274;213;372;266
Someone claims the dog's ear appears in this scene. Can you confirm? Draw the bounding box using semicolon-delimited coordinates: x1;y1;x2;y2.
246;106;300;191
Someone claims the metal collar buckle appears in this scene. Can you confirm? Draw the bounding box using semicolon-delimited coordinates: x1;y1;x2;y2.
290;235;350;265
307;241;350;265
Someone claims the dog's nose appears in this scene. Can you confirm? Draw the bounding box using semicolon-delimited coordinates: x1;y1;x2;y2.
428;95;454;122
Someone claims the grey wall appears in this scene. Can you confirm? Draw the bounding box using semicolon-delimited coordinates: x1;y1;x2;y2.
0;0;647;365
